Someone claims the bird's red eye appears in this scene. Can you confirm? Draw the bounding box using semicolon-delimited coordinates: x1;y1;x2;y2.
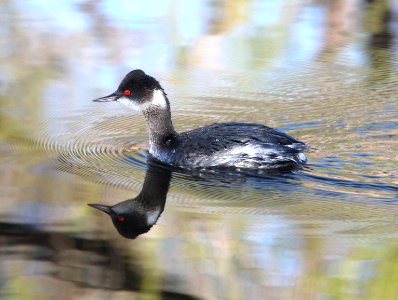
123;90;131;96
117;215;125;222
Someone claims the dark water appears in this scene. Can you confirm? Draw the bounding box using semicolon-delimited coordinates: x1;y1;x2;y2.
1;0;398;299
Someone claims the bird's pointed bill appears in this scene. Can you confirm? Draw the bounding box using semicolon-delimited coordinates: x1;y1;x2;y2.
88;204;114;215
93;92;121;102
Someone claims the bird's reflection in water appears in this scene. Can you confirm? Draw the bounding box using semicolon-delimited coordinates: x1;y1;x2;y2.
89;156;306;239
89;159;171;239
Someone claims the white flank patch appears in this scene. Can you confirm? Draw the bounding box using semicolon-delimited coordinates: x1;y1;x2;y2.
298;152;307;162
227;144;273;157
196;143;307;167
199;144;274;166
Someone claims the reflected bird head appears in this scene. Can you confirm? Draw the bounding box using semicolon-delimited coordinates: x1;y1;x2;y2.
88;200;154;239
88;159;172;239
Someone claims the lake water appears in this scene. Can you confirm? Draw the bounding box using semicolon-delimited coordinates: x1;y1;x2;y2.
1;0;398;299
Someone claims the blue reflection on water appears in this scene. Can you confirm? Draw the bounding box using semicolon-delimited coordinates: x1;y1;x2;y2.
15;0;88;31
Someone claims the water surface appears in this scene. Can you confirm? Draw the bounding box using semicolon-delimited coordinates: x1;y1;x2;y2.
1;0;398;299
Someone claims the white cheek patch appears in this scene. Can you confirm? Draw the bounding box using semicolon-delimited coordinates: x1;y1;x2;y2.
118;96;140;110
117;89;168;111
147;207;162;225
150;89;168;109
140;89;168;112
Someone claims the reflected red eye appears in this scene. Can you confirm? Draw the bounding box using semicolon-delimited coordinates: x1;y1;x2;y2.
123;90;131;96
117;215;125;222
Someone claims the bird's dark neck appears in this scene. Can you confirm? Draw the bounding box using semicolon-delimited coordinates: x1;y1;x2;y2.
142;91;177;149
136;161;172;211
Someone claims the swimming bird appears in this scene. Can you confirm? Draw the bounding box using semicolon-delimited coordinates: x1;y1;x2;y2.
88;159;171;239
93;69;307;170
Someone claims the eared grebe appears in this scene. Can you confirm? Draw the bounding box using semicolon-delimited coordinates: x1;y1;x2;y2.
93;69;307;170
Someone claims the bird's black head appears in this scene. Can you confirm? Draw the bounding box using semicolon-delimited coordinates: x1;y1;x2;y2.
88;199;154;239
93;69;168;110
